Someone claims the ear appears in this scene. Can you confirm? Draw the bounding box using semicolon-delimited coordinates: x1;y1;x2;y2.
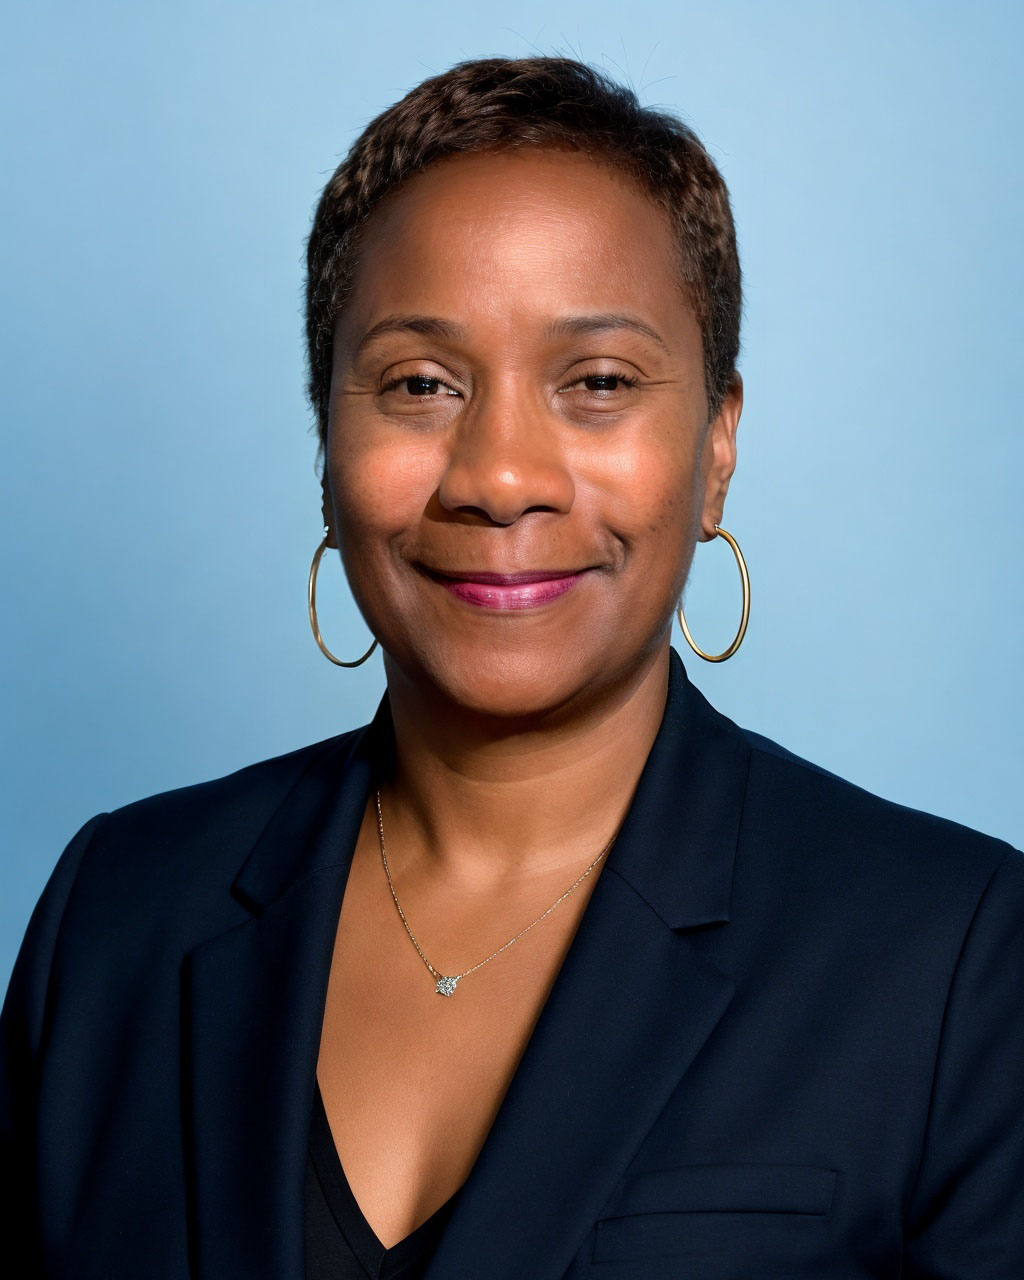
698;373;743;542
320;473;338;549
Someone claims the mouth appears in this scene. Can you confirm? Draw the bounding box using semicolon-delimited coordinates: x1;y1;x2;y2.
419;565;596;610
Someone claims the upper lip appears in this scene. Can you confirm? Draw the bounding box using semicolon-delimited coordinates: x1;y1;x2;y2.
422;567;592;585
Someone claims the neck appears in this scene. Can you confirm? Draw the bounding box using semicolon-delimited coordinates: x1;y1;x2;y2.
376;643;671;890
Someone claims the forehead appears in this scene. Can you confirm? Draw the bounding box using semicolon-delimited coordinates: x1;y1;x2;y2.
336;147;697;356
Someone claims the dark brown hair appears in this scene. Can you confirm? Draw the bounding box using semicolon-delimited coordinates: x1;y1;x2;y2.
304;55;742;464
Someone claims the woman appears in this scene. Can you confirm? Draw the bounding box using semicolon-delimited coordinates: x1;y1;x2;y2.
2;54;1022;1280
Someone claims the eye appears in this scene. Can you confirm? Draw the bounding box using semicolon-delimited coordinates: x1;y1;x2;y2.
379;373;461;399
560;371;641;398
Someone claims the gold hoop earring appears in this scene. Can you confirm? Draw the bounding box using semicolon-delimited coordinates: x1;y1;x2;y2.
308;529;379;668
677;524;750;662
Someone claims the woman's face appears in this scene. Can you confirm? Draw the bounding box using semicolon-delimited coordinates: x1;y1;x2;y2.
323;146;741;719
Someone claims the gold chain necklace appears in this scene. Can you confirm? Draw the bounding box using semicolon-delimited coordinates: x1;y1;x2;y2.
374;786;616;997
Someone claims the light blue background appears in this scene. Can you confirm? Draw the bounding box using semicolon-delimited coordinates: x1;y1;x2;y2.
2;1;1022;986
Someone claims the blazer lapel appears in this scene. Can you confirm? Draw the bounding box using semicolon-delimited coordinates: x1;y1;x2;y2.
182;703;389;1280
422;648;751;1280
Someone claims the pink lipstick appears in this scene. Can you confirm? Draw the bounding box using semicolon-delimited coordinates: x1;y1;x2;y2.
429;568;591;610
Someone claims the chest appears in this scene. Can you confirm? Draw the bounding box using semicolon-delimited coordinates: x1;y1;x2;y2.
315;819;600;1250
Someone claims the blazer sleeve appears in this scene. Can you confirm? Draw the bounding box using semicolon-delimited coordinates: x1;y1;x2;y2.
0;812;109;1254
902;843;1024;1275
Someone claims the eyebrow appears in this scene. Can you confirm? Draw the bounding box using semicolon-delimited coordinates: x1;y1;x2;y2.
353;314;463;359
546;312;671;355
352;311;671;359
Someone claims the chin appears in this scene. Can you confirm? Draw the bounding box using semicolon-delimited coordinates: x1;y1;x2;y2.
389;638;609;725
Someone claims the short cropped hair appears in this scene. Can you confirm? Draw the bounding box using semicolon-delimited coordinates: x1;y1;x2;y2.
304;55;742;462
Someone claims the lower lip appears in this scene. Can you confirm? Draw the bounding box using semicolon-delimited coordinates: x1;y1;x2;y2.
440;572;589;610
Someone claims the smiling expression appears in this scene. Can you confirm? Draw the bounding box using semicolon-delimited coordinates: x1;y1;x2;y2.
322;145;741;719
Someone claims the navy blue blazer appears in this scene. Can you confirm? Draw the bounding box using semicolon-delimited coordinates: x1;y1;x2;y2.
3;646;1023;1278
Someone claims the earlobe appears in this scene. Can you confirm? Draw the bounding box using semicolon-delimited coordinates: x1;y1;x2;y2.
320;480;337;549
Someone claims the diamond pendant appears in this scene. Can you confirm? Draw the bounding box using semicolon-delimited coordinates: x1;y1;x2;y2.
435;975;459;997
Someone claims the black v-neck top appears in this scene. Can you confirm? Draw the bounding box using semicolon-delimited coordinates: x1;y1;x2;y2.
305;1080;463;1279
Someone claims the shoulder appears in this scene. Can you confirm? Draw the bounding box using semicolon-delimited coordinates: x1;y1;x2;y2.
101;726;355;840
0;725;368;1065
734;721;1023;929
52;726;367;935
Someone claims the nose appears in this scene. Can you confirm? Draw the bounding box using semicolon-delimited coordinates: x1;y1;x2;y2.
436;382;575;525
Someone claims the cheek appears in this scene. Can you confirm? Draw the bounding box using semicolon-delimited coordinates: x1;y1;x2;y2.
591;429;696;546
328;432;440;547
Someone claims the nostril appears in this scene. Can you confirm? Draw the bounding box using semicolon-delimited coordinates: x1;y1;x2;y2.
448;504;519;527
